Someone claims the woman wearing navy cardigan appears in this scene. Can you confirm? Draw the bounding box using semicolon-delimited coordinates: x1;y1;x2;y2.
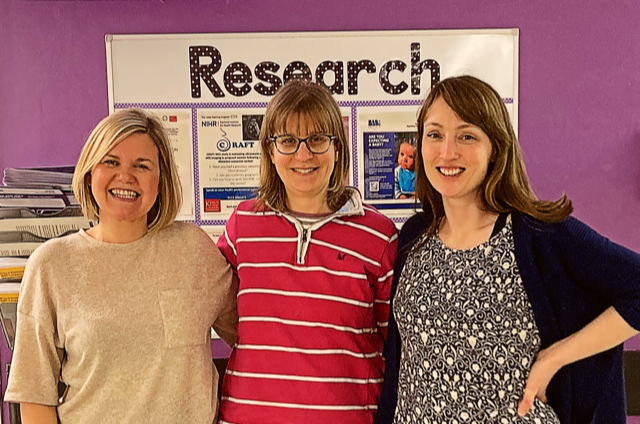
375;75;640;424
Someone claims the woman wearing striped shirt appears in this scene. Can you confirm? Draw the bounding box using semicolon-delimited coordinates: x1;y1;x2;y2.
217;79;398;424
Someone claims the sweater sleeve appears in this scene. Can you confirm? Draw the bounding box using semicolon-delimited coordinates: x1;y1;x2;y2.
212;272;239;348
553;217;640;330
214;210;241;346
5;248;64;405
216;208;239;270
372;230;398;341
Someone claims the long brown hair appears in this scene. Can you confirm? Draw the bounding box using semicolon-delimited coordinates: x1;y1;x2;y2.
257;79;350;212
415;76;572;238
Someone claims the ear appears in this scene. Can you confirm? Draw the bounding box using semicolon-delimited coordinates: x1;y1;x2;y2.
489;145;498;163
269;148;275;164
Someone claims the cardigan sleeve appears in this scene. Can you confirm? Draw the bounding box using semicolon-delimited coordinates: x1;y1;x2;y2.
374;257;404;424
375;211;431;424
552;217;640;331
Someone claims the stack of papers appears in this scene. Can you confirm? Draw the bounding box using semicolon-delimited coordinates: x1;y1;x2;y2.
0;165;91;351
0;258;27;282
0;259;25;349
0;215;91;257
0;186;78;211
3;166;75;191
0;283;21;350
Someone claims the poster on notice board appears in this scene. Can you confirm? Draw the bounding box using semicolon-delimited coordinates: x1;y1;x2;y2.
106;29;519;233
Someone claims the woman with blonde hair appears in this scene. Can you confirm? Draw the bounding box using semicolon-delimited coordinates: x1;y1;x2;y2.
216;79;398;424
376;75;640;424
6;109;238;424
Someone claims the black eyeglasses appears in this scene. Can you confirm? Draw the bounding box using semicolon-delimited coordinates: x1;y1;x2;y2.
269;134;336;155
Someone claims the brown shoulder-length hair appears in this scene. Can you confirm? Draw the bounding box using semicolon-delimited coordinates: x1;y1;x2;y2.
72;109;182;234
415;75;572;238
257;79;350;212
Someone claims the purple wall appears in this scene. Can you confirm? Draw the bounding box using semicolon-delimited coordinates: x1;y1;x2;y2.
1;0;639;253
1;1;640;422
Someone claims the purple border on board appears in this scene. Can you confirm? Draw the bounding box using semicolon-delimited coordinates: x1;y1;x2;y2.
115;102;270;109
333;98;513;108
200;220;231;226
191;107;202;224
391;216;409;224
115;99;513;110
338;100;423;108
349;106;358;186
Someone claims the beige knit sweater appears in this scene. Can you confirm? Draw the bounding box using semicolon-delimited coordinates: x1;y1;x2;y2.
5;222;238;424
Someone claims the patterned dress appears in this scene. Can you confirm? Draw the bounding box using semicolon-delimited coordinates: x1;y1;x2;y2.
393;221;560;424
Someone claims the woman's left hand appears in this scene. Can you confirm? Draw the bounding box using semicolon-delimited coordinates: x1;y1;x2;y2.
517;345;562;416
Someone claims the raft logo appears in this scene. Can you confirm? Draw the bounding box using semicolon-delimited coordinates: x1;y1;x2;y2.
216;128;256;152
217;139;231;152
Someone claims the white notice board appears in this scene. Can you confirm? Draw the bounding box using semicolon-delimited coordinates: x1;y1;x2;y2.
106;29;519;228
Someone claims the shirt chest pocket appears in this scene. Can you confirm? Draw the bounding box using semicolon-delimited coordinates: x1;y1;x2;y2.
158;289;212;349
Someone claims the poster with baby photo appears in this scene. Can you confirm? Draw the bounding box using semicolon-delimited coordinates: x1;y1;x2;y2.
359;110;420;219
393;132;417;200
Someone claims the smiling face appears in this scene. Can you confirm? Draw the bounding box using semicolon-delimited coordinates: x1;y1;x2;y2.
270;113;337;213
89;132;160;232
398;142;415;171
421;97;493;208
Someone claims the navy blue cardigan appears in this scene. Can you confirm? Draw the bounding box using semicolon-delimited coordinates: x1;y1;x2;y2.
376;211;640;424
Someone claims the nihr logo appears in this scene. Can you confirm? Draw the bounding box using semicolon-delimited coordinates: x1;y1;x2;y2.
368;119;381;127
202;120;218;127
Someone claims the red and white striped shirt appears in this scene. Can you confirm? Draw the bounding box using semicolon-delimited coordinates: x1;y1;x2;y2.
217;191;398;424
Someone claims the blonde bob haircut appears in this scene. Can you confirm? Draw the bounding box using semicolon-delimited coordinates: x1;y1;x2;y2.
415;75;572;238
72;109;182;234
257;79;350;212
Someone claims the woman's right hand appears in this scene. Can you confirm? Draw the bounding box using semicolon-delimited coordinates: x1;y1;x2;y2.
20;403;58;424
